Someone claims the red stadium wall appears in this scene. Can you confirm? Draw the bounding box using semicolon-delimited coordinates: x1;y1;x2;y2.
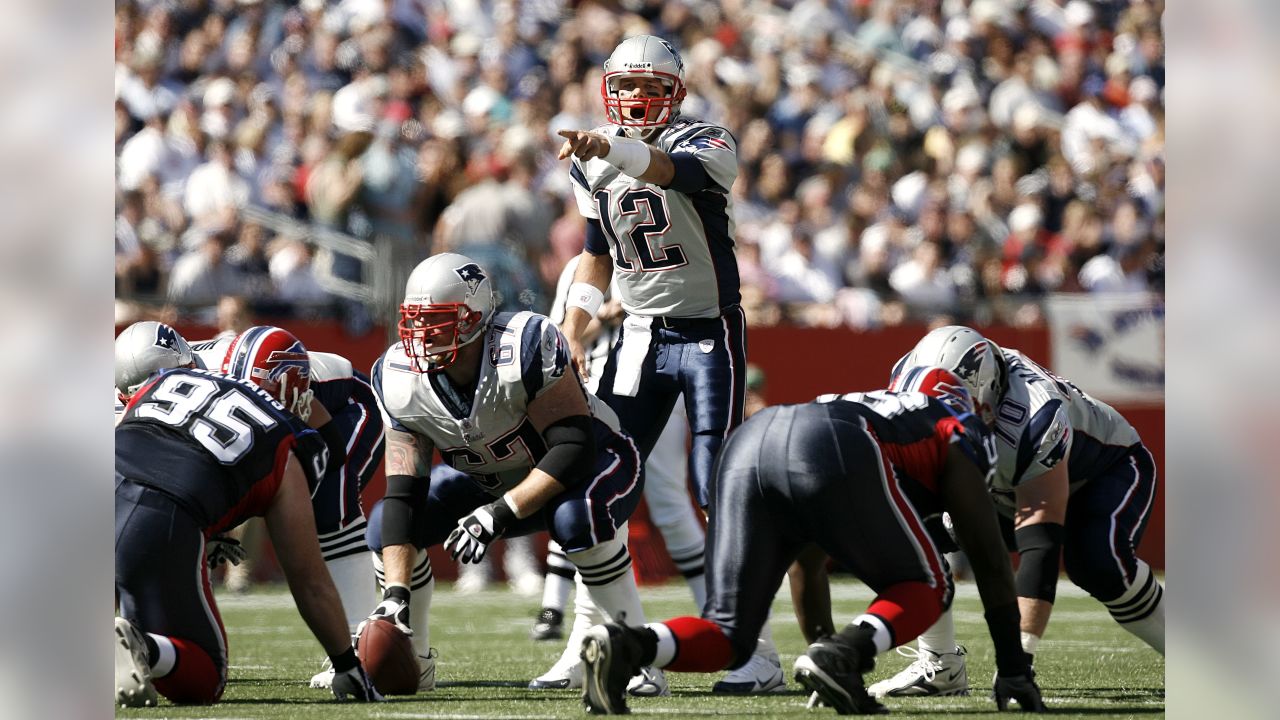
147;321;1164;576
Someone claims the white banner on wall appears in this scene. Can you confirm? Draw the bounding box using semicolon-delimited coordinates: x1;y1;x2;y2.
1044;293;1164;403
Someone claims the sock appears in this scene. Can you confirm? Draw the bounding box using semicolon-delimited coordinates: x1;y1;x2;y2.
684;570;708;613
661;616;734;672
850;615;893;655
541;540;575;613
325;552;377;633
1104;560;1165;655
145;633;176;677
915;607;959;655
542;573;605;675
647;622;677;667
374;549;434;655
568;534;647;626
152;636;222;704
503;534;540;583
859;581;943;652
754;615;779;661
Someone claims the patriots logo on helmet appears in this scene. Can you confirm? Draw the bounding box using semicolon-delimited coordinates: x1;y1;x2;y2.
657;38;683;71
455;263;486;295
954;342;988;382
154;324;181;352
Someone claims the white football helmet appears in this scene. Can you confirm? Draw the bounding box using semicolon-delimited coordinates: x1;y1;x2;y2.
890;326;1006;425
601;34;687;141
114;321;203;403
399;253;496;372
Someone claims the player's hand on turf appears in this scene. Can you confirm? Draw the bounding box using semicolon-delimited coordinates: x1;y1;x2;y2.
359;587;413;637
992;671;1046;712
444;500;515;564
331;661;383;702
557;130;611;161
205;535;247;568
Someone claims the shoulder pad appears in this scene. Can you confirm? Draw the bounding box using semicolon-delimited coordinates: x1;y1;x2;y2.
308;351;354;382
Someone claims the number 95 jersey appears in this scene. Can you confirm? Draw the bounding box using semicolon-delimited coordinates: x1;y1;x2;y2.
116;367;316;532
372;311;627;495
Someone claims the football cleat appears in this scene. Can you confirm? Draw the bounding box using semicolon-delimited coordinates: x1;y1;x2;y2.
793;632;885;715
712;651;786;694
867;645;969;698
309;657;335;689
580;623;646;714
418;649;438;692
531;607;565;641
626;665;669;697
529;653;583;690
114;617;157;708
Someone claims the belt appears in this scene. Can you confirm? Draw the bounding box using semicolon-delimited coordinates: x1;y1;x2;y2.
650;305;740;330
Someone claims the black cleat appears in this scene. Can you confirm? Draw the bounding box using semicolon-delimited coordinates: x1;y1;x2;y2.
581;623;645;715
531;607;564;641
793;633;886;715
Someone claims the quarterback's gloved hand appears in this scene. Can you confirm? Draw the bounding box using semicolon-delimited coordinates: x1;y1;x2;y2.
329;649;383;702
992;671;1046;712
444;498;517;564
357;585;413;638
206;535;247;568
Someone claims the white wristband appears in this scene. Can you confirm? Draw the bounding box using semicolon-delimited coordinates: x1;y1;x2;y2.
603;135;652;177
1020;631;1041;655
566;282;604;317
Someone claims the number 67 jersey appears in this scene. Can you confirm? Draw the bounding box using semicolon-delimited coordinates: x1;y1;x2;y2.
116;367;316;534
372;311;628;495
570;117;740;318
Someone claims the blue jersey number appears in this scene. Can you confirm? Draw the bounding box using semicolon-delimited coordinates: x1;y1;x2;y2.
594;189;686;272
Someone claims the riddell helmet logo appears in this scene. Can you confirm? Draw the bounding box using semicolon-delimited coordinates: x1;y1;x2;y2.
623;62;654;71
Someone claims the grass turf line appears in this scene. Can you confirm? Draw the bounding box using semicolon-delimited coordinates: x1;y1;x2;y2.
117;578;1164;718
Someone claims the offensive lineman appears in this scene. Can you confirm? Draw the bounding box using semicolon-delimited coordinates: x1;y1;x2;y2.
362;253;666;694
115;330;379;706
579;370;1044;714
871;326;1164;698
558;34;779;693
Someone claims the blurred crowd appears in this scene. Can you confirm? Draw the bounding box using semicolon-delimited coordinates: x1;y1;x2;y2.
115;0;1164;329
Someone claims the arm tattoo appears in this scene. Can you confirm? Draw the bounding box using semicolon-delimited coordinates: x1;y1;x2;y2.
386;429;433;477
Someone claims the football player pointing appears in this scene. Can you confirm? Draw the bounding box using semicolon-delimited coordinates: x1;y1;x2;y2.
559;35;779;693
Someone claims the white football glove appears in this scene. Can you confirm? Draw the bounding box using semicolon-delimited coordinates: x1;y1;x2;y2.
331;661;383;702
206;535;247;568
357;587;413;639
444;500;515;565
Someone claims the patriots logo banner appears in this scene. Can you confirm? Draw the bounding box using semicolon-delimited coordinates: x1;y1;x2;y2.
154;324;181;351
455;263;486;295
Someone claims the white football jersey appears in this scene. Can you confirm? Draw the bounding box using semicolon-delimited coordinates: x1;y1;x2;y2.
192;337;356;386
549;254;617;395
986;348;1142;512
372;311;623;495
571;117;740;318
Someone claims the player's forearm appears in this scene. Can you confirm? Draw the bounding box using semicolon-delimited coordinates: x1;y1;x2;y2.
635;147;674;186
787;544;834;644
291;573;354;656
506;469;566;519
381;543;418;588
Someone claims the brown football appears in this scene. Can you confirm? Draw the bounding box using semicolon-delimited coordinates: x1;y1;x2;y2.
357;618;419;695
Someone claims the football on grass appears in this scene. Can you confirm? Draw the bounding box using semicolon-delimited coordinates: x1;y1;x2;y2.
358;618;419;695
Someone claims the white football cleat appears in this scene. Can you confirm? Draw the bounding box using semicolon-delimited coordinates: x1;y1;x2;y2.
309;658;334;689
418;649;438;692
712;651;786;693
114;617;157;708
868;645;969;698
528;653;583;690
627;665;670;697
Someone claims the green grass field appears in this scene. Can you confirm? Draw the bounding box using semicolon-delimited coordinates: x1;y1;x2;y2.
118;579;1164;719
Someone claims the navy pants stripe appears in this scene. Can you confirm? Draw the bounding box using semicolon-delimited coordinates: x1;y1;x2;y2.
312;398;385;535
1063;443;1159;602
366;432;643;555
115;477;228;694
703;404;947;665
595;305;747;507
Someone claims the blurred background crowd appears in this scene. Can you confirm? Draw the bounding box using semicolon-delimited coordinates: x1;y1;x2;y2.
114;0;1164;331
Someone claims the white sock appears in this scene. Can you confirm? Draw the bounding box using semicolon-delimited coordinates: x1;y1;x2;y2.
544;573;605;673
1104;560;1165;655
568;533;647;626
915;608;958;655
685;572;708;614
325;553;377;633
647;622;678;668
147;634;176;677
755;614;779;661
503;534;539;580
541;540;575;612
373;549;434;655
852;614;893;655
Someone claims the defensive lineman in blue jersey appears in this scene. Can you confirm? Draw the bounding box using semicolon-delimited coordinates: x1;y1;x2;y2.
557;34;777;693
